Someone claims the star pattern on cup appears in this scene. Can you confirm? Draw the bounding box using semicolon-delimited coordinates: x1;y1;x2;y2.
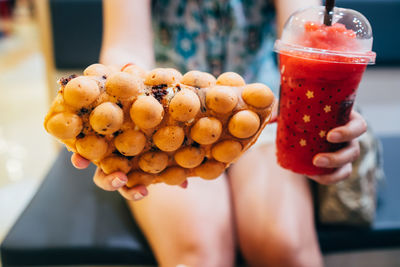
319;130;326;138
299;139;307;147
306;90;314;99
324;105;331;113
303;114;311;123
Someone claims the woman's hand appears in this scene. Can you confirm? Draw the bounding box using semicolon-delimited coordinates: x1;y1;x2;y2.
71;153;189;201
308;110;367;185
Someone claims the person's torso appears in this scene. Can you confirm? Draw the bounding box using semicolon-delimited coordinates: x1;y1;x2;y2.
151;0;279;93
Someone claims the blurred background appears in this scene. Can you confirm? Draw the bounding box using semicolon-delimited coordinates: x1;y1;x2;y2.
0;0;399;266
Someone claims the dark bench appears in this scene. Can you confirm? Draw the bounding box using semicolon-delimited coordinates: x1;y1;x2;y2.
1;136;400;266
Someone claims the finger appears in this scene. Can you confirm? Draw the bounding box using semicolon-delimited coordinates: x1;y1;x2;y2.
71;153;90;169
309;163;352;185
313;140;360;168
327;110;367;143
118;185;149;201
121;62;133;71
179;180;188;189
269;101;278;123
93;168;128;191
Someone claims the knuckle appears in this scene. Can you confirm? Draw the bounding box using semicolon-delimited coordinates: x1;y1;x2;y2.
342;165;353;180
118;189;134;201
315;176;332;185
346;164;353;176
341;129;351;140
123;193;135;201
360;118;368;132
323;175;339;185
93;179;106;191
327;154;340;167
93;176;113;191
353;146;361;161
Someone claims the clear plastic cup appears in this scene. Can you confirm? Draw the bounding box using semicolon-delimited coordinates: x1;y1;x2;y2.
274;6;376;175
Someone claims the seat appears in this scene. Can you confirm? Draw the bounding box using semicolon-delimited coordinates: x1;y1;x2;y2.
1;136;400;266
318;136;400;252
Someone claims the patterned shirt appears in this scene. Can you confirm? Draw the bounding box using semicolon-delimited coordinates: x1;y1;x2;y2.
151;0;280;94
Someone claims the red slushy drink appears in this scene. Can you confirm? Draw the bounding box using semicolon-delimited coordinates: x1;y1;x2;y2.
274;7;375;175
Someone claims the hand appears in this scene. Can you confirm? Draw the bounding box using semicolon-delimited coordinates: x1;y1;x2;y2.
269;101;279;123
308;110;367;185
71;153;189;201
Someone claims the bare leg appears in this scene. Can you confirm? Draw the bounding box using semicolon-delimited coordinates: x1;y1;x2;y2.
228;144;323;267
127;174;235;267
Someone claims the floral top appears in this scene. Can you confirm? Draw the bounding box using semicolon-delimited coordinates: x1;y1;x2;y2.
151;0;280;94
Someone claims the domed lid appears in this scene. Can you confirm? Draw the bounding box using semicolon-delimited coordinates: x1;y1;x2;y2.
274;6;376;64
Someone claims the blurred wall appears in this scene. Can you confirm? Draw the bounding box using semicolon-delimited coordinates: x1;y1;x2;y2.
337;0;400;65
50;0;102;69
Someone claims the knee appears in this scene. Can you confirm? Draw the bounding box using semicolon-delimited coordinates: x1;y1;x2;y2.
266;234;322;267
158;236;234;267
241;230;323;267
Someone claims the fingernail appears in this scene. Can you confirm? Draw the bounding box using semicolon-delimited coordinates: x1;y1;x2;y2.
329;132;342;142
112;177;127;188
139;187;148;196
314;156;329;167
133;192;144;201
180;180;188;189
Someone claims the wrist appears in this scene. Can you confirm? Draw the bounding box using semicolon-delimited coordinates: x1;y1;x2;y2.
100;46;155;70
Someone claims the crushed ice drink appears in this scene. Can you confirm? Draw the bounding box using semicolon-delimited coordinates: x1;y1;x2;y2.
275;16;375;175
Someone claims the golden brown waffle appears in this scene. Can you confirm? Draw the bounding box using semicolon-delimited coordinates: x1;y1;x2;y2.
44;63;275;187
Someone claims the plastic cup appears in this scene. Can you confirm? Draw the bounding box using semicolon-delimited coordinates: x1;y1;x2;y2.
274;6;376;176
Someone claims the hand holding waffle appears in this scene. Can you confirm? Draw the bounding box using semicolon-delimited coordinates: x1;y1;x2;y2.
44;63;275;199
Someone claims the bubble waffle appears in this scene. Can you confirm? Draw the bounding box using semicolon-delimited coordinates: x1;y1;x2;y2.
44;64;275;187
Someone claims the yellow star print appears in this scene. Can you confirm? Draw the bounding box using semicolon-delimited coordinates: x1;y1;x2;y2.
324;105;332;113
299;139;307;147
319;130;326;138
303;115;311;123
306;90;314;99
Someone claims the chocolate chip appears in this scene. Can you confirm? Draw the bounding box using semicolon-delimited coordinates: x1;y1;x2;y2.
60;74;77;86
112;150;123;156
151;84;168;102
78;107;89;116
192;142;200;148
113;130;122;137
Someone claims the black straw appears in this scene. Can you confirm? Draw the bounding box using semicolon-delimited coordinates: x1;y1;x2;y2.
323;0;335;26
